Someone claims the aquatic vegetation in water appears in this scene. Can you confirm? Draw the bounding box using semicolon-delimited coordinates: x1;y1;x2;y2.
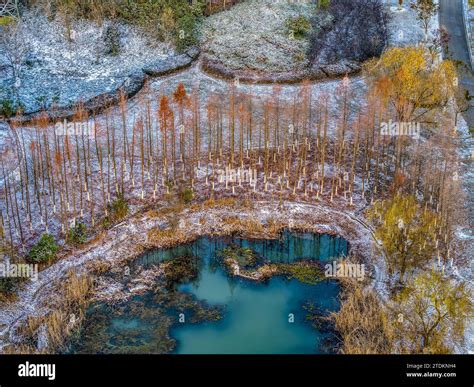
217;245;260;269
162;255;201;290
277;261;325;285
71;279;223;354
70;298;176;354
216;244;326;285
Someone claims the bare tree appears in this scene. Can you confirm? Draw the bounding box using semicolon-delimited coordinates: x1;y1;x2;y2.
411;0;438;42
308;0;390;64
0;19;30;102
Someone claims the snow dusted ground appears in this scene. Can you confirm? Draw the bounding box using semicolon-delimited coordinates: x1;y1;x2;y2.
0;12;174;114
453;117;474;354
200;0;314;72
0;1;437;115
200;0;436;74
124;63;367;141
387;2;433;46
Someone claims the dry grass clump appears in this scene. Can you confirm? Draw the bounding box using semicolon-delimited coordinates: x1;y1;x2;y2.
161;203;186;216
202;197;237;209
2;343;38;354
0;289;19;303
11;269;94;353
84;259;112;275
330;279;394;354
42;270;93;352
265;217;283;235
145;203;186;218
146;227;188;248
63;271;93;310
187;203;202;212
84;231;106;248
240;198;254;209
222;216;265;237
222;215;285;239
147;228;175;243
145;209;162;218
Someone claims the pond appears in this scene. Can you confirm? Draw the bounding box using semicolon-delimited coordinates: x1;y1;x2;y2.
71;230;349;354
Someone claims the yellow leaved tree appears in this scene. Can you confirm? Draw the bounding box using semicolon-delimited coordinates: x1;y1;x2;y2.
365;46;457;123
393;270;472;354
367;194;439;284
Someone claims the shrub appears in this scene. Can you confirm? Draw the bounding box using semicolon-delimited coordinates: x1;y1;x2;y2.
27;234;58;264
103;24;121;56
179;188;193;204
107;195;129;223
175;12;200;51
101;217;111;229
0;99;16;118
33;0;205;49
217;245;258;269
393;271;473;354
367;194;439;284
318;0;331;8
159;6;176;42
0;276;21;295
286;16;311;39
68;223;87;246
0;16;15;26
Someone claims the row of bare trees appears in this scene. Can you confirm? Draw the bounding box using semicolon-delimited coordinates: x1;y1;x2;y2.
0;77;464;265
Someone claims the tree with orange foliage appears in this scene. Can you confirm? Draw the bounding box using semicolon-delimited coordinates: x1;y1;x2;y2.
173;83;190;179
159;95;176;184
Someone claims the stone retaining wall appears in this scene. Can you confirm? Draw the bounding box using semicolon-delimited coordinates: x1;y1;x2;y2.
200;55;361;84
10;47;200;125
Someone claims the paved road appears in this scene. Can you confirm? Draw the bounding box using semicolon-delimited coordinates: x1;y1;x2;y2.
436;3;473;355
440;0;474;225
439;0;474;126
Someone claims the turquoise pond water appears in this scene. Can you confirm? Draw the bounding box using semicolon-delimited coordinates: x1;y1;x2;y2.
73;231;348;354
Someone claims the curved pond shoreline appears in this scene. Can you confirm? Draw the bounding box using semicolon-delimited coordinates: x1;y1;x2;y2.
0;200;375;354
72;231;348;354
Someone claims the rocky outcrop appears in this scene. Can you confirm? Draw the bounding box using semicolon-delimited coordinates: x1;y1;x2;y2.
10;47;201;125
10;70;146;125
142;47;200;76
319;60;362;77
